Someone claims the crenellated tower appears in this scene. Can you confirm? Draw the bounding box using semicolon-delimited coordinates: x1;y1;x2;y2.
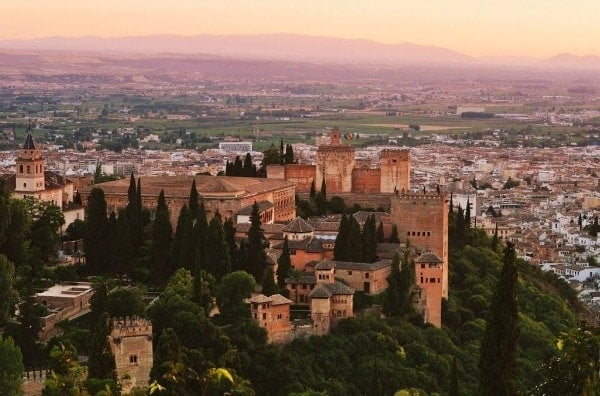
379;148;410;193
15;132;45;193
109;317;153;393
390;190;449;299
316;127;355;193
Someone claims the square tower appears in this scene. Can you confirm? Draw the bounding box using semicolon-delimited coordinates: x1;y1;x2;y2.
390;191;449;298
15;132;45;193
379;148;410;193
315;128;355;194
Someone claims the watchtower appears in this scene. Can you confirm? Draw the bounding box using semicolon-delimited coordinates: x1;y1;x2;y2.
316;128;355;193
415;253;444;327
109;317;153;393
379;148;410;193
390;190;449;299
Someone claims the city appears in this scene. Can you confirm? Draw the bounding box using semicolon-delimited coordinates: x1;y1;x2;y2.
1;1;600;395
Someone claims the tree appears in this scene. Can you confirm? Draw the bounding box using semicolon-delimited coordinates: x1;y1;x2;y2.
217;271;256;321
106;287;146;318
320;178;327;201
389;224;400;243
109;209;133;275
85;188;109;273
277;237;292;289
189;179;200;221
309;180;316;200
5;199;30;266
245;202;268;281
285;144;294;164
0;255;18;328
43;342;86;396
87;312;117;382
150;327;183;385
152;190;173;279
479;243;520;395
29;200;65;263
362;214;378;263
223;218;238;271
382;250;418;319
64;219;85;241
204;212;231;280
334;214;350;261
172;204;194;271
348;216;364;262
491;223;499;252
90;281;109;323
262;266;279;296
377;221;385;243
126;174;142;256
193;201;209;273
0;335;24;395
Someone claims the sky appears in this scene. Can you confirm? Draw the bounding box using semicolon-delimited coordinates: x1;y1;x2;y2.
1;0;598;57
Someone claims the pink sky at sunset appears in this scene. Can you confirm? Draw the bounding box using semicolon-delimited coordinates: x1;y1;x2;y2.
1;0;598;58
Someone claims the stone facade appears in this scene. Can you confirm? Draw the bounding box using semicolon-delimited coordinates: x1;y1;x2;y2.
390;191;449;299
249;294;294;344
109;317;153;393
80;175;296;225
415;253;444;328
268;128;410;195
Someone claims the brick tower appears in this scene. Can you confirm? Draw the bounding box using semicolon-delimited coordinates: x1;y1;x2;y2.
316;127;355;193
390;190;449;299
379;148;410;193
15;132;45;193
109;317;153;393
415;252;444;327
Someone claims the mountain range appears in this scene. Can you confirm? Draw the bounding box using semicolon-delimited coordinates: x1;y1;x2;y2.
1;33;600;70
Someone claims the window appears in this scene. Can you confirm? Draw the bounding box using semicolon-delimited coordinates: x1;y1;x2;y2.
27;165;31;174
262;313;266;320
421;263;425;269
23;183;26;188
430;277;436;283
365;273;369;279
302;284;307;290
129;355;138;364
348;270;352;275
290;249;297;255
19;165;23;173
276;313;283;319
427;232;431;236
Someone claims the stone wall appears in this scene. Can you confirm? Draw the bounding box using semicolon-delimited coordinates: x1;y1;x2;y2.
284;164;316;193
351;168;381;193
380;148;410;193
316;146;355;193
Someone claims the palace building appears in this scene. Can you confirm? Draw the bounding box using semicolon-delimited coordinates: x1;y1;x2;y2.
81;175;296;224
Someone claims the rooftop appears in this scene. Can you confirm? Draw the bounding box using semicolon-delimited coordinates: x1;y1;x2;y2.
36;282;93;298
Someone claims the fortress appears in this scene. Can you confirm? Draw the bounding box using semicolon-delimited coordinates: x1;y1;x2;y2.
267;127;410;195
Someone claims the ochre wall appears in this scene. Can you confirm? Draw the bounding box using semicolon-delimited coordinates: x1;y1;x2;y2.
284;164;316;193
351;169;381;193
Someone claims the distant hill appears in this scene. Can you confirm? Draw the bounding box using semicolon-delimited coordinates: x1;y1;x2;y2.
0;33;476;66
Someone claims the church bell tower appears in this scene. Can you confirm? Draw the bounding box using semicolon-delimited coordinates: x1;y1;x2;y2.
15;132;45;193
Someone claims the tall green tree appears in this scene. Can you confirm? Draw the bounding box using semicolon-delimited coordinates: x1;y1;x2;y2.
0;255;18;328
113;208;133;275
277;237;292;289
204;212;231;280
245;202;268;281
29;201;65;263
87;312;117;382
309;180;316;200
150;327;183;385
193;201;208;273
382;249;418;319
362;214;378;263
262;266;279;296
0;335;24;395
320;178;327;201
348;216;364;262
5;199;30;266
376;221;385;243
126;174;142;256
172;204;194;270
189;179;200;221
84;188;109;273
389;224;400;243
479;243;520;395
334;214;350;261
90;281;109;323
152;190;173;279
217;271;256;322
285;144;294;164
223;218;238;271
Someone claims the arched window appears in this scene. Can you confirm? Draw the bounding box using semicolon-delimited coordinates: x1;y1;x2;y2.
26;165;31;174
19;165;23;173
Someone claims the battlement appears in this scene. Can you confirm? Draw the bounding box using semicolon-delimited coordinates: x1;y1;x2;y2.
111;317;152;338
317;146;355;154
393;191;447;201
380;148;410;161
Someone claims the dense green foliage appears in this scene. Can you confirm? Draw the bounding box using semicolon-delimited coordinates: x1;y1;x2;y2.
0;335;24;396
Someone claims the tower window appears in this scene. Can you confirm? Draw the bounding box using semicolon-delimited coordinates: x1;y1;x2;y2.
19;165;23;173
27;165;31;174
129;355;138;364
23;183;26;188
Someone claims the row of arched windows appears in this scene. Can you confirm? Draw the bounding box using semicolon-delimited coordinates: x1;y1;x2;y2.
19;164;42;174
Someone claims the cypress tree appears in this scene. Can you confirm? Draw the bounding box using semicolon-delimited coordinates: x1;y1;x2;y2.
84;188;109;273
362;214;378;263
233;156;243;176
262;266;279;296
449;356;460;396
382;249;418;319
246;202;268;281
285;144;294;164
223;217;238;269
334;214;350;261
136;177;144;233
277;236;292;289
150;327;182;383
320;178;327;201
349;216;364;262
377;221;385;243
172;204;194;270
188;179;200;221
113;209;133;276
449;193;454;220
389;224;400;244
87;312;117;381
491;223;499;252
280;138;285;164
465;198;471;230
204;212;231;280
152;190;173;279
479;243;520;395
126;174;142;256
193;200;208;272
310;180;316;200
